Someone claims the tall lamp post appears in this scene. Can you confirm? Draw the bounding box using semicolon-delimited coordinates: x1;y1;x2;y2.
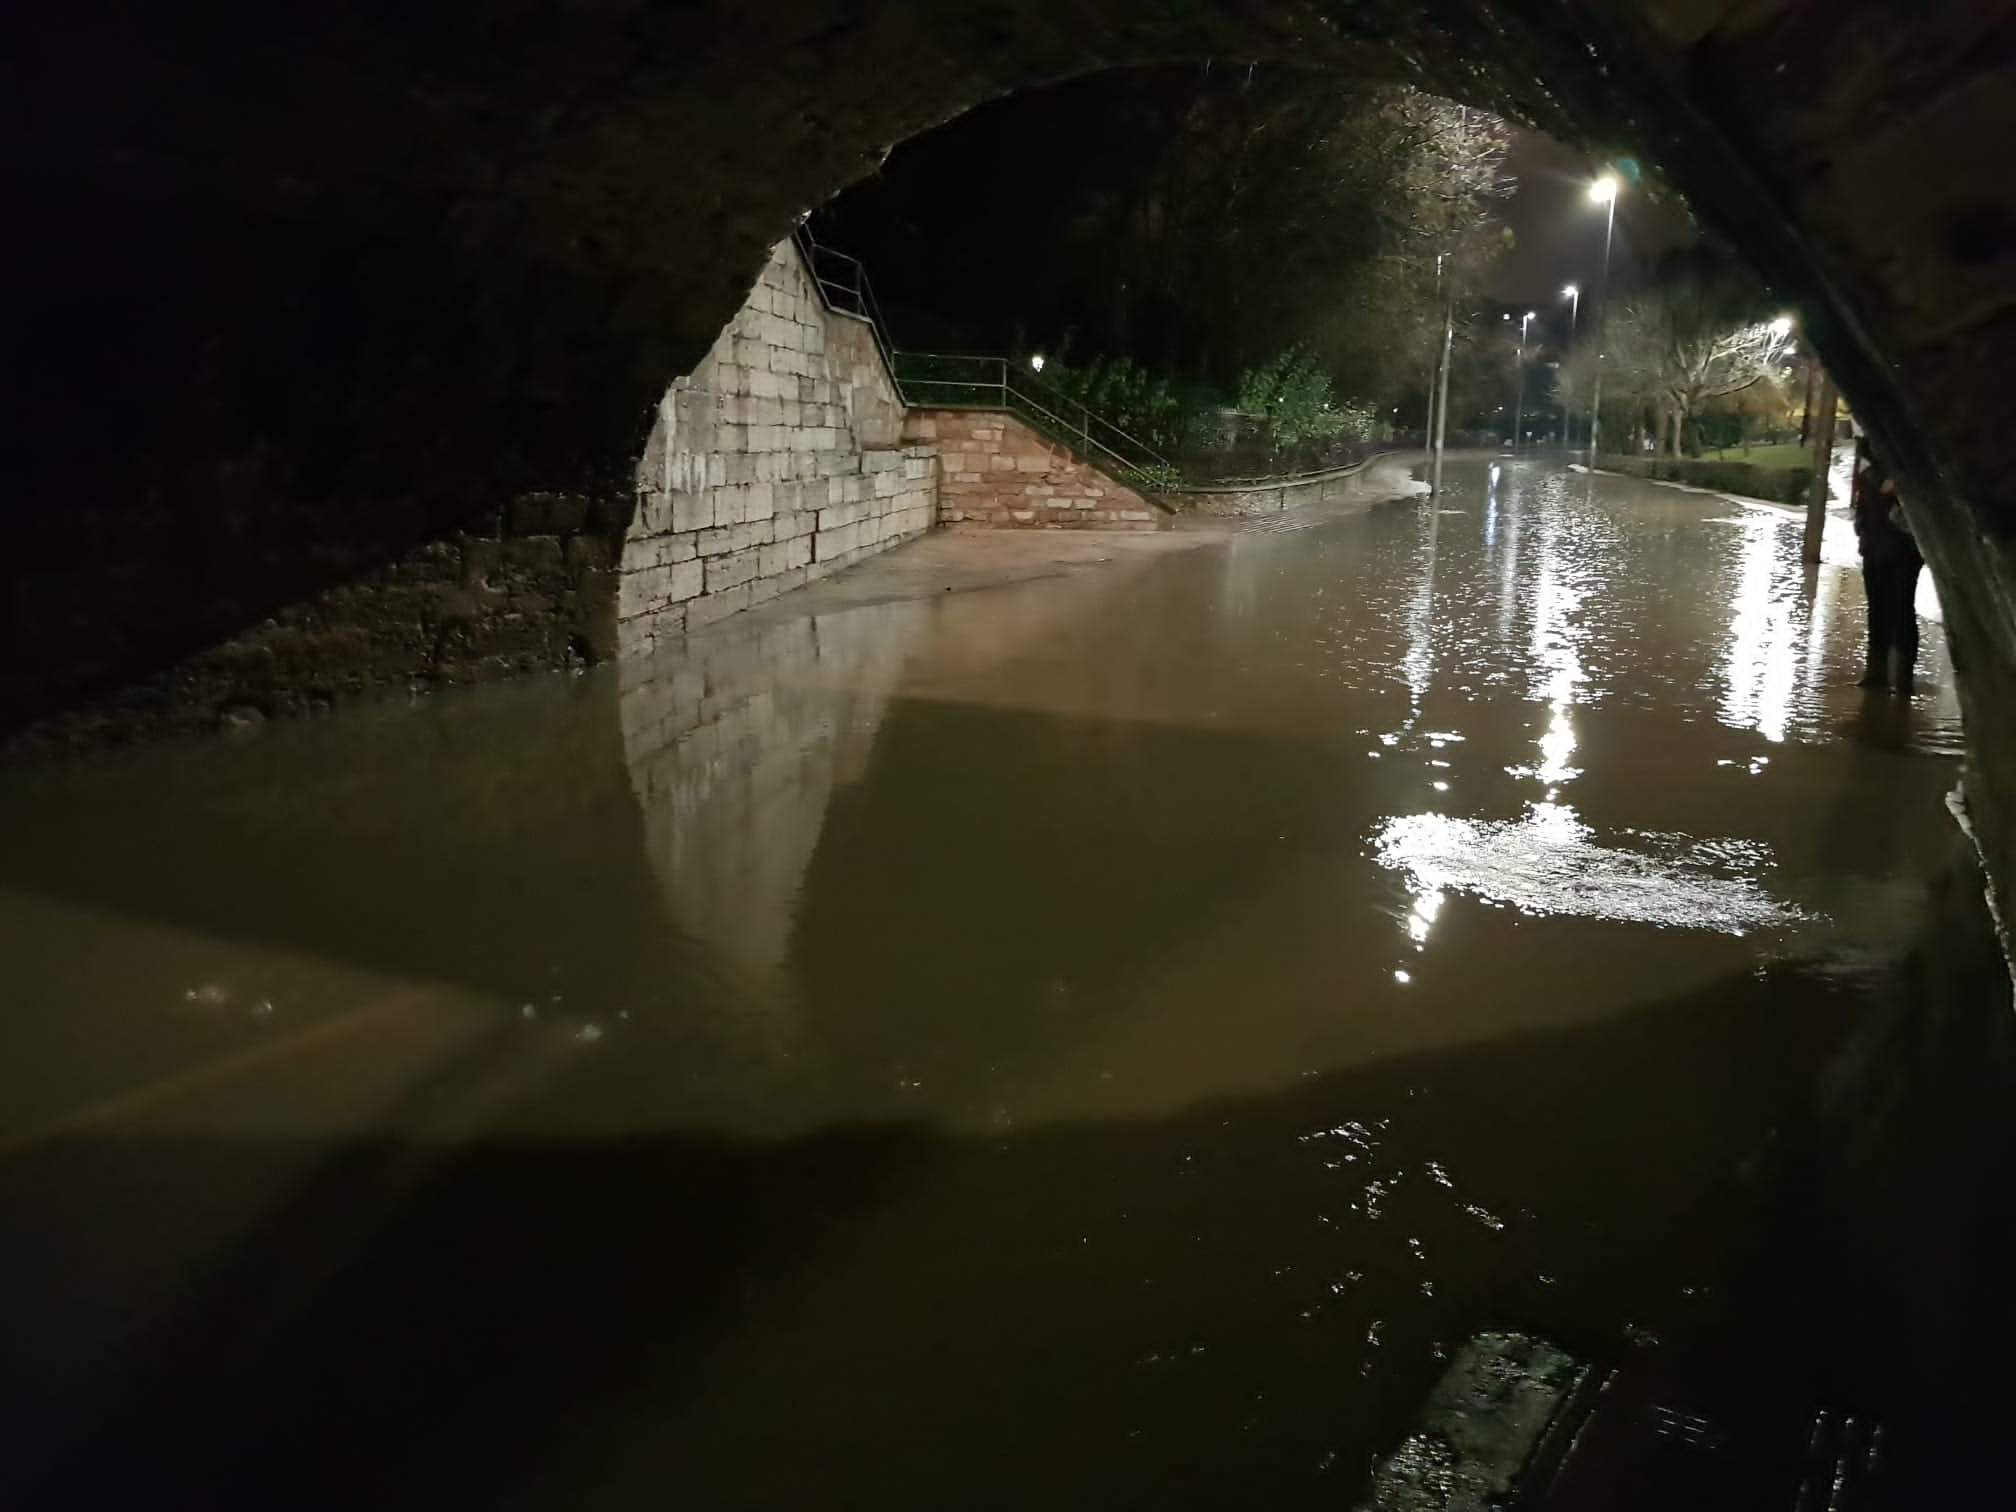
1561;285;1579;446
1512;309;1535;454
1586;174;1621;471
1430;251;1453;496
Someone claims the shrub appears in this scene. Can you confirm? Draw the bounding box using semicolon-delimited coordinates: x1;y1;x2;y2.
1236;348;1378;448
1038;356;1188;454
1602;455;1809;507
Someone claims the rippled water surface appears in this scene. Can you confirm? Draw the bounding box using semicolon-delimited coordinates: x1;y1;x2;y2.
1;457;2003;1506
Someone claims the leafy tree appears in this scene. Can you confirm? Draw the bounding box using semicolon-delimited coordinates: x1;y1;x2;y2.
1237;349;1383;447
1239;349;1332;446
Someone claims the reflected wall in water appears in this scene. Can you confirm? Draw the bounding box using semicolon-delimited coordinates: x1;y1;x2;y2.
620;602;929;1001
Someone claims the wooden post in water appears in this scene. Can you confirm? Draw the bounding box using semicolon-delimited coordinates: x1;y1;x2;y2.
1801;371;1838;564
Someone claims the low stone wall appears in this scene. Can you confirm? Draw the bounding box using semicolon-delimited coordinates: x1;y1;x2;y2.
619;242;938;661
1156;456;1396;517
902;410;1168;530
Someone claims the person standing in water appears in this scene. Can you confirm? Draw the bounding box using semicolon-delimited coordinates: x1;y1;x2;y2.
1851;440;1924;692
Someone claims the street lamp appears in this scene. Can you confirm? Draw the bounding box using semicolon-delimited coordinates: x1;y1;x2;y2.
1560;285;1581;447
1029;353;1046;373
1586;174;1622;470
1512;310;1536;455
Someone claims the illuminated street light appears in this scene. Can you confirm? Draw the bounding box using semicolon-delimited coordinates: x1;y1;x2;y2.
1587;174;1623;469
1561;286;1582;445
1029;353;1046;373
1513;310;1537;455
1770;316;1793;336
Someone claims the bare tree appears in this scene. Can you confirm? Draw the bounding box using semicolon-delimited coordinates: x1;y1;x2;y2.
1611;246;1789;454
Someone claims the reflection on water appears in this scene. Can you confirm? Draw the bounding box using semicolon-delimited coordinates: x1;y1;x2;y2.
1520;477;1590;794
1374;801;1812;934
620;602;927;1001
0;457;1995;1508
1722;508;1805;743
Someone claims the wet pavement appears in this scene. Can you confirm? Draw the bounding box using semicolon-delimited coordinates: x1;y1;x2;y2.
0;454;2008;1508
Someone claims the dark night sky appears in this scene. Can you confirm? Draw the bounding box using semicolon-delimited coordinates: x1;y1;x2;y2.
1486;129;1697;341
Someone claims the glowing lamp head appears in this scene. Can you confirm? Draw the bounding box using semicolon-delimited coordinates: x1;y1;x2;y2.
1029;353;1046;373
1769;316;1793;337
1588;175;1620;205
1562;284;1579;299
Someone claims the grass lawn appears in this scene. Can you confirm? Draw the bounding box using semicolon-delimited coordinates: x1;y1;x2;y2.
1699;443;1813;467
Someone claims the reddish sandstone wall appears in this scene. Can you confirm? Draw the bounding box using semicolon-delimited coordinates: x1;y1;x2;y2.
901;411;1169;531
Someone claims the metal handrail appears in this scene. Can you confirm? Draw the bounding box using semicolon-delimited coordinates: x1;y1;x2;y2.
790;221;900;382
787;226;1176;487
786;227;1439;494
890;352;1177;486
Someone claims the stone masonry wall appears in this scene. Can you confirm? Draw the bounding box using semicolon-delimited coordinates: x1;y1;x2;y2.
620;241;937;659
4;488;627;755
901;410;1170;531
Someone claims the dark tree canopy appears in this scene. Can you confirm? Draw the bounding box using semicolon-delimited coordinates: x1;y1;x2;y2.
817;64;1513;419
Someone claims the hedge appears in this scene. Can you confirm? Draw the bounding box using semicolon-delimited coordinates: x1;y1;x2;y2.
1597;455;1809;507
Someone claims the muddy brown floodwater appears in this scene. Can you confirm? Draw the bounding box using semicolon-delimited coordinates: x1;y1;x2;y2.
2;456;2011;1508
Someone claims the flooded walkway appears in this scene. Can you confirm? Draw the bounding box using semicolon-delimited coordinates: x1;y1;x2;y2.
1;456;2007;1507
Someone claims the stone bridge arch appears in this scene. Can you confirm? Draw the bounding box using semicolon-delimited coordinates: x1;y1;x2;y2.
7;0;2016;926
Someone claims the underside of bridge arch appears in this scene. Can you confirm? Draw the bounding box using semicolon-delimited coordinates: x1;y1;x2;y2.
6;0;2016;938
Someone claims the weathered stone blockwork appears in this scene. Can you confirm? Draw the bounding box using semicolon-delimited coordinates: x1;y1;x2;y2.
619;242;937;659
902;410;1169;531
6;491;627;753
